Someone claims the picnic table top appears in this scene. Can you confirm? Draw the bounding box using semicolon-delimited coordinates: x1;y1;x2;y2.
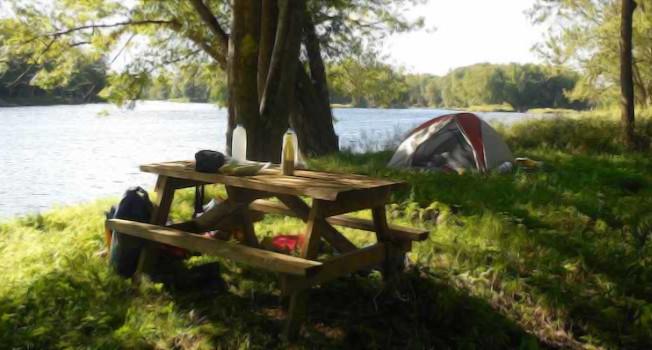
140;160;406;201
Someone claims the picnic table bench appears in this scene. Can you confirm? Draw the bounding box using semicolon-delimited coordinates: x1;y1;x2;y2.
107;160;428;339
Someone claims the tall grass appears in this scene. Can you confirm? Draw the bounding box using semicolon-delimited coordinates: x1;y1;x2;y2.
1;112;651;349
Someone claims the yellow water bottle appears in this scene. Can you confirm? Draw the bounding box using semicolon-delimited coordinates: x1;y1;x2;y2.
282;129;295;175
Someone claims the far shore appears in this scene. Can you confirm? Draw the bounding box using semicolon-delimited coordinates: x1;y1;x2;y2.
1;97;587;115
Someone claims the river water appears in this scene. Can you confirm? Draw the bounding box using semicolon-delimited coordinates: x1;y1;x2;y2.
0;101;534;218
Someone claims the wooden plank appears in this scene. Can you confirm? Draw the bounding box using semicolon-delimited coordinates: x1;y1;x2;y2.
134;175;175;281
372;206;393;242
151;175;175;225
318;187;392;217
224;186;265;247
239;209;260;248
250;200;428;241
107;219;322;277
282;243;386;293
141;162;345;201
283;289;308;340
168;178;212;190
277;195;357;253
328;216;428;242
300;202;322;259
225;186;273;204
140;161;405;201
372;206;404;281
287;168;405;189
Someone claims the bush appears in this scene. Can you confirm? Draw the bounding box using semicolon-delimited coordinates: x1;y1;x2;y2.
498;113;652;154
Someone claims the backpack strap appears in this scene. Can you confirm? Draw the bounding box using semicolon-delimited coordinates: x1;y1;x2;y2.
134;186;150;202
193;184;205;218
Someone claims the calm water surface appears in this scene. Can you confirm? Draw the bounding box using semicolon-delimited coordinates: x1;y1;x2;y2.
0;101;534;218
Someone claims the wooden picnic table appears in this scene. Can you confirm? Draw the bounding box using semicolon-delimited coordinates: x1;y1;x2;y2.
107;160;428;339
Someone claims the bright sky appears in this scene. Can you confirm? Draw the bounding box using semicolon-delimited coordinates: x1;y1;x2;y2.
384;0;545;76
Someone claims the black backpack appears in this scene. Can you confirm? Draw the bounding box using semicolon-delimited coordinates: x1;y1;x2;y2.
109;187;153;277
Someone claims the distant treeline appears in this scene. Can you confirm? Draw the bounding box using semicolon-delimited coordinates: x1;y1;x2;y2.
328;61;588;111
2;54;587;112
0;57;107;106
143;66;228;105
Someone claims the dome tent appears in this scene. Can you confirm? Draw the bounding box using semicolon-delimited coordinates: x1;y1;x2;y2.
388;113;513;173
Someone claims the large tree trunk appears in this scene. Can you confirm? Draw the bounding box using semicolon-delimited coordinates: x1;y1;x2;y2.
304;15;332;110
227;0;307;162
255;0;305;162
620;0;636;149
225;0;338;161
229;0;263;160
292;13;339;156
257;0;277;101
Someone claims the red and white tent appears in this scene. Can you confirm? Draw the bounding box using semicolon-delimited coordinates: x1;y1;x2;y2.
388;113;513;173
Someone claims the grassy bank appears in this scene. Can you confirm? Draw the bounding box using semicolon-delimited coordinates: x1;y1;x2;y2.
0;96;105;107
466;103;516;113
1;113;652;349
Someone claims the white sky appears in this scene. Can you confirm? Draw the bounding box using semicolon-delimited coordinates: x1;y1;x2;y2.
384;0;545;76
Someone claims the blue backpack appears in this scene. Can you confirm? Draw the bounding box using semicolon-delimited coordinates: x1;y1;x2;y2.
109;187;152;277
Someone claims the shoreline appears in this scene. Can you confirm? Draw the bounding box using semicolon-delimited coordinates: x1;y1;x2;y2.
0;97;588;114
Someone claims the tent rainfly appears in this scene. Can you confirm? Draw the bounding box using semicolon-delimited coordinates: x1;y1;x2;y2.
388;113;513;173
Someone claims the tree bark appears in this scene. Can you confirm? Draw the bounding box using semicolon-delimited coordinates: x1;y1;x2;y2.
252;0;305;162
620;0;637;149
229;0;262;159
209;0;339;160
292;66;339;156
293;13;339;156
304;14;332;111
258;0;277;101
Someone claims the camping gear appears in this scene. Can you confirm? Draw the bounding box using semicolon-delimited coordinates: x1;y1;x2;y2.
110;159;428;339
194;185;205;218
388;112;513;173
262;234;305;254
496;161;514;173
232;125;247;162
282;129;296;175
109;186;152;277
195;150;226;173
515;157;544;171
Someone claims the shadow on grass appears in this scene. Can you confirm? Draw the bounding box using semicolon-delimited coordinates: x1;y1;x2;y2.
161;264;541;349
310;150;652;348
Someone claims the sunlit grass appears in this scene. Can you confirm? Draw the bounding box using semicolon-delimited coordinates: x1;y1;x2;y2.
1;113;652;348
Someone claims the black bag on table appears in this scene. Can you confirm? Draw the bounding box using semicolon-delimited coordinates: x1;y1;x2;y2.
109;186;153;277
195;150;226;173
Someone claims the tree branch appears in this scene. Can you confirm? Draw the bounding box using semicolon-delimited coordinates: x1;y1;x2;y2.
22;19;177;45
171;25;226;69
188;0;229;54
46;20;177;39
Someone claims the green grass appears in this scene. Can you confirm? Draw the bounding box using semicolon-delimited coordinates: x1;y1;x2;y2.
466;103;516;112
2;113;652;349
525;108;582;116
0;95;104;107
330;103;354;108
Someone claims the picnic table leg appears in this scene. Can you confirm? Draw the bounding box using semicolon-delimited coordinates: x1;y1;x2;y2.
226;186;264;247
372;205;405;282
277;195;357;254
238;209;259;247
283;201;323;340
134;175;175;283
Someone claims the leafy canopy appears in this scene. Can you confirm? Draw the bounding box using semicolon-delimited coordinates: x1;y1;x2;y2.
1;0;426;105
529;0;652;106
